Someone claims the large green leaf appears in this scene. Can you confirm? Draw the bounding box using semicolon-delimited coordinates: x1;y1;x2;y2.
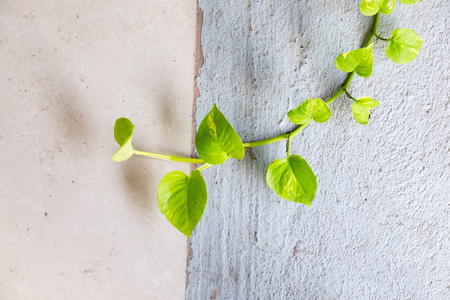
352;97;380;125
266;155;317;206
399;0;419;4
157;170;207;237
335;44;374;78
195;104;245;165
112;118;135;162
287;98;331;125
386;28;422;64
360;0;396;16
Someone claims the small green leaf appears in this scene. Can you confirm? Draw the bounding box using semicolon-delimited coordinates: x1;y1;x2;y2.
112;118;135;162
386;28;423;64
335;44;374;78
287;101;312;125
195;104;245;165
360;0;396;16
352;97;380;125
399;0;419;4
266;155;317;206
287;98;331;125
157;170;207;237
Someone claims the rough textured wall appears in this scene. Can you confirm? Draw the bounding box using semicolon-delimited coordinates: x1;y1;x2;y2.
187;0;449;299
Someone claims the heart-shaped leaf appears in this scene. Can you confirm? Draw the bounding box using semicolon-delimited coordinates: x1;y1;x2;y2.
335;44;374;78
352;97;380;125
399;0;419;4
287;98;331;125
112;118;135;162
266;155;317;206
360;0;396;16
386;28;423;64
195;104;245;165
157;170;207;237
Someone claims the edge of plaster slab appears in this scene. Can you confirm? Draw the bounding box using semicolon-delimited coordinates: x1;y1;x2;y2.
190;2;204;164
186;0;204;293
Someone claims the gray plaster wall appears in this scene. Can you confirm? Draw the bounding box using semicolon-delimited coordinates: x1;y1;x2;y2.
187;1;449;299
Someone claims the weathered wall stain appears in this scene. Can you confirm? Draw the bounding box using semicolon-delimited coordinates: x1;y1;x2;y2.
191;3;204;161
187;0;204;291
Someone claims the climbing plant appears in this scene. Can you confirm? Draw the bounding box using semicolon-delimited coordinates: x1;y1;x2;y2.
112;1;425;237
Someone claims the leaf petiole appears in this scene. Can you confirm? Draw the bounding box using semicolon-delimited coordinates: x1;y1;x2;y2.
344;89;358;101
289;119;313;139
372;31;391;41
196;163;213;172
286;133;292;158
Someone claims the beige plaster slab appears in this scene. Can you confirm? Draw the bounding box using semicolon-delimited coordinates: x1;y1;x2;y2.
0;1;195;299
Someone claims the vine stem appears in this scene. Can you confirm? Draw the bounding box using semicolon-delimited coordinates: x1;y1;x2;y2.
196;163;213;172
244;12;381;150
133;150;205;164
196;154;230;171
243;119;312;149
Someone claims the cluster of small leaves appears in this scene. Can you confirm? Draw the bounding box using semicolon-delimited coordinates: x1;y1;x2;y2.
112;0;424;237
360;0;424;16
335;0;423;126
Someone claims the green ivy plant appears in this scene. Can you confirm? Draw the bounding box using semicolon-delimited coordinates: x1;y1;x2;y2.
112;1;425;237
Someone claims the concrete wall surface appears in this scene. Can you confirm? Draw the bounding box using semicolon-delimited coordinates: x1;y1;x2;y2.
0;1;195;299
187;1;449;299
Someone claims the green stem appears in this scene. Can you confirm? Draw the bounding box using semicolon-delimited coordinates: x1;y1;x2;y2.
290;119;313;139
243;12;381;150
197;163;213;172
366;12;381;47
344;88;358;101
244;119;312;149
372;31;390;41
243;134;290;149
133;150;205;164
286;134;291;157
